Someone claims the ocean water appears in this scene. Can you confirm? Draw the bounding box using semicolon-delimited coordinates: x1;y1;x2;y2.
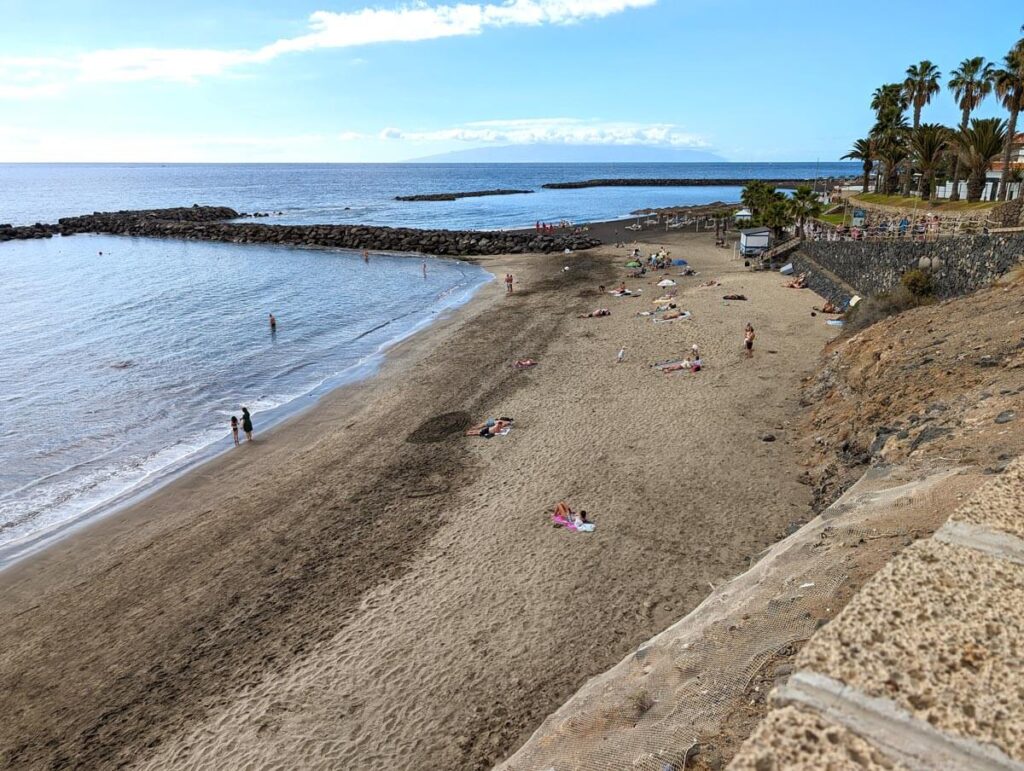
0;233;488;558
0;162;859;230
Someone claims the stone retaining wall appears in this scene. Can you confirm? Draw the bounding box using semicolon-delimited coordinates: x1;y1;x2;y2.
3;206;603;256
797;234;1024;299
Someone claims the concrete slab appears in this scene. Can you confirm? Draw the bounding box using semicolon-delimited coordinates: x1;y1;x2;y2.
796;539;1024;761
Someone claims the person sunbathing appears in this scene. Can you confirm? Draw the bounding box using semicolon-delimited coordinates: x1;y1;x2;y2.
660;309;685;320
466;418;512;437
513;358;538;369
813;302;841;314
661;358;691;372
723;294;747;301
580;308;611;318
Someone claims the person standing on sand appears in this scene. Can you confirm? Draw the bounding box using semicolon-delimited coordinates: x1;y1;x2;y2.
230;415;240;446
505;273;514;294
744;324;755;358
241;407;254;441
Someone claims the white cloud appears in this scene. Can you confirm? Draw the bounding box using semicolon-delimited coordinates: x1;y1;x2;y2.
378;118;708;147
0;0;656;98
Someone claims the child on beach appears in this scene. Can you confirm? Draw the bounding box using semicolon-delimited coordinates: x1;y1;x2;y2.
505;273;514;293
230;415;240;446
744;324;755;358
241;407;254;441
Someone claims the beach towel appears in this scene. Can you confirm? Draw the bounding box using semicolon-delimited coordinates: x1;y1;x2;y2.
552;513;595;533
653;311;691;324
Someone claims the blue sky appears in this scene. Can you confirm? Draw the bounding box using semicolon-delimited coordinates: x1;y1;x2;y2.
1;0;1020;162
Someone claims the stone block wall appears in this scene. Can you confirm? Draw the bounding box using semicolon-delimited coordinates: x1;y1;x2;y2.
797;234;1024;299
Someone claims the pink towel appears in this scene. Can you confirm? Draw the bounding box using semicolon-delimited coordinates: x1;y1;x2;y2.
552;513;578;531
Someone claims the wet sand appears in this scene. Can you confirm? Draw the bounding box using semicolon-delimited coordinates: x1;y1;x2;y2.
0;231;836;770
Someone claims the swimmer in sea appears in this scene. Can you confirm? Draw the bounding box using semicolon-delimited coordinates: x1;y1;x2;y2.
269;313;276;330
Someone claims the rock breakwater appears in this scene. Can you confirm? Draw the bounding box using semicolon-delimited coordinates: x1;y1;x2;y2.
542;178;823;190
395;189;533;202
47;206;602;256
0;223;59;241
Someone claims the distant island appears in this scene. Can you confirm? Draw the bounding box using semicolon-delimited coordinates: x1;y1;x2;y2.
542;178;824;189
395;189;533;202
408;143;725;163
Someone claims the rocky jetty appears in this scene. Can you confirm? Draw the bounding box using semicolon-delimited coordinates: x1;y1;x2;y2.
46;205;601;256
543;178;821;190
0;222;59;241
395;189;533;202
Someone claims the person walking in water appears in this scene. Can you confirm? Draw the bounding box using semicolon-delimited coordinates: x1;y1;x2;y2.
505;273;514;294
230;415;240;446
422;259;427;278
241;407;254;441
363;249;370;264
744;323;755;358
269;313;277;330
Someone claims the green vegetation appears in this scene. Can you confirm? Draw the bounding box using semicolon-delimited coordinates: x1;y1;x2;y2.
851;192;997;211
739;182;821;239
844;269;937;332
845;29;1024;203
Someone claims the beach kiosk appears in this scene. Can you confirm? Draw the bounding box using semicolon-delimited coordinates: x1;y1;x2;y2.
739;226;771;256
734;207;753;224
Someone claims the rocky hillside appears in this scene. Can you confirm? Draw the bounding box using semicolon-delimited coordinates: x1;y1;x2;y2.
799;271;1024;510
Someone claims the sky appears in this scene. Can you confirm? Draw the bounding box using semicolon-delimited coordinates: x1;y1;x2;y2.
0;0;1021;163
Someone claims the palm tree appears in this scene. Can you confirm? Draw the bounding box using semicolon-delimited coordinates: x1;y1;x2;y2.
874;135;908;195
870;83;908;140
842;138;875;193
952;117;1008;201
761;198;795;241
947;57;995;200
994;43;1024;201
740;180;775;217
788;186;822;238
869;83;909;194
910;124;950;200
900;61;942;195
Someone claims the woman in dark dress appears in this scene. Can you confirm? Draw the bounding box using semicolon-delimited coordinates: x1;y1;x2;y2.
241;407;254;441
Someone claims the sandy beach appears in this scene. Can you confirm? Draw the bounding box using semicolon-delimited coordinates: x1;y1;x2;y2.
0;230;836;770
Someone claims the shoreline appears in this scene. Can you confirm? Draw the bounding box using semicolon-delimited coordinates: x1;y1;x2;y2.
0;247;493;570
0;229;838;769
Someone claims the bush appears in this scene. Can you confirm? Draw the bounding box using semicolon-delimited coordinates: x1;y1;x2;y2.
900;268;934;297
843;286;935;333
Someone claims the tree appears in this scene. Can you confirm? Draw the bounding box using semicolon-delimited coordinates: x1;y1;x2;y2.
910;124;950;200
869;83;909;194
952;117;1008;201
947;57;995;200
761;198;794;241
900;61;942;195
788;186;822;238
994;42;1024;201
842;138;875;193
875;137;908;195
740;180;775;217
